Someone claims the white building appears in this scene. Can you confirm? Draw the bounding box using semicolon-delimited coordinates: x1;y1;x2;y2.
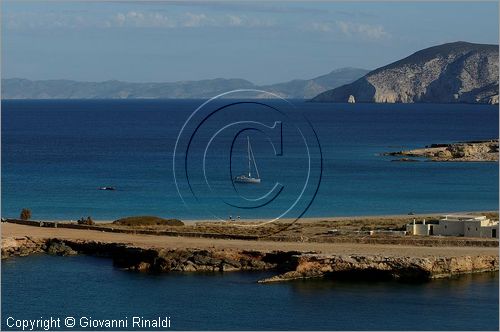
406;219;434;236
406;215;498;238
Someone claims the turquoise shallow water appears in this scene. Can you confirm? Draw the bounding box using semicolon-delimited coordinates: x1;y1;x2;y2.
1;255;499;331
1;99;498;220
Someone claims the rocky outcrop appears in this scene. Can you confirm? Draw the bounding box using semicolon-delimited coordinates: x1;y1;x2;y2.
258;254;499;283
46;241;78;256
312;42;499;104
1;237;293;272
111;248;284;273
384;140;499;162
1;237;46;258
1;237;79;258
2;237;498;282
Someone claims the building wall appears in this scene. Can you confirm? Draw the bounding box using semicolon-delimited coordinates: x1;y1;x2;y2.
464;220;481;237
406;223;433;236
464;220;500;238
406;216;499;238
433;220;464;236
479;225;499;238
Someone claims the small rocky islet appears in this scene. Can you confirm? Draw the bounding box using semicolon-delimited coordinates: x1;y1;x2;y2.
384;139;499;162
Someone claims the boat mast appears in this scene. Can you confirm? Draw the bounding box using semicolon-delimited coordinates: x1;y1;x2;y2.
247;136;251;177
248;139;260;179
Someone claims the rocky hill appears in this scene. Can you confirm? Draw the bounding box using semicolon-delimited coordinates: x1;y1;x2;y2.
1;67;368;100
263;67;369;99
312;42;499;104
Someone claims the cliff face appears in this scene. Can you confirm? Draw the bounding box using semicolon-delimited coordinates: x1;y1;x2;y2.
312;42;499;104
259;254;499;283
3;237;498;282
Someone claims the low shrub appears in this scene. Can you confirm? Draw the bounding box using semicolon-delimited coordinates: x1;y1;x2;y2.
113;216;184;227
77;216;95;225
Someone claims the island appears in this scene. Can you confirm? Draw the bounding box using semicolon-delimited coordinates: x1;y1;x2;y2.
384;139;499;162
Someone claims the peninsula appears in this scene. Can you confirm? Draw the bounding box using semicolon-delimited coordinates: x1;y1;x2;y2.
2;213;498;283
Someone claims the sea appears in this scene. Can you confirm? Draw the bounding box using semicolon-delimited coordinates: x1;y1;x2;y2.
1;255;499;330
1;99;499;330
1;99;498;221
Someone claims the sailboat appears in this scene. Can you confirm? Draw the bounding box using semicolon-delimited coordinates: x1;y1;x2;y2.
234;136;261;184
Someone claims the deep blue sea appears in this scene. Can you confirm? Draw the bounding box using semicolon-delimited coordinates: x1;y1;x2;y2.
1;255;499;331
1;99;498;221
1;100;499;331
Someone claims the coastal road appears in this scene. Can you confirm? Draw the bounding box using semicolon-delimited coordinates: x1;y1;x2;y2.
2;223;498;257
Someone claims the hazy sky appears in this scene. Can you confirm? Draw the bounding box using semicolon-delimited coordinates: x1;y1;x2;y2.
2;1;498;84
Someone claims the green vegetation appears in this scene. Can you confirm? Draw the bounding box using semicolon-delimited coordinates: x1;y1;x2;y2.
113;216;184;227
20;208;31;221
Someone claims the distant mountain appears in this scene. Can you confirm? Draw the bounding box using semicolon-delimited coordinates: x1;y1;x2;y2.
1;67;368;100
312;42;499;104
0;78;255;99
262;68;369;99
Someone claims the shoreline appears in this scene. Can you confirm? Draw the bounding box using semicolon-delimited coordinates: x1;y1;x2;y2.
4;213;500;246
2;221;498;283
6;210;499;224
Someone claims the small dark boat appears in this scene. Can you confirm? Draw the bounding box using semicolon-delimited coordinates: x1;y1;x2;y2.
99;186;116;191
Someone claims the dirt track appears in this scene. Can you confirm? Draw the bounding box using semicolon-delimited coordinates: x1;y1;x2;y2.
2;223;498;257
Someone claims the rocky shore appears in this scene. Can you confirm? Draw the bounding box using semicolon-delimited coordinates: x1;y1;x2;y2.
258;254;499;283
384;140;499;162
2;236;498;283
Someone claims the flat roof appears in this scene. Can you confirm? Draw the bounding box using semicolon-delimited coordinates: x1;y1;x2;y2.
441;214;486;219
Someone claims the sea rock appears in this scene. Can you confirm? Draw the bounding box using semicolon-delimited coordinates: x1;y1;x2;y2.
135;262;151;272
46;241;78;256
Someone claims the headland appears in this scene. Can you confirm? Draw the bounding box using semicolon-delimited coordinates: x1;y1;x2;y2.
384;139;499;162
2;212;498;283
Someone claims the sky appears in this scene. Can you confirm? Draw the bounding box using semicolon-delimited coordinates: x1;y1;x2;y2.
2;1;499;85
